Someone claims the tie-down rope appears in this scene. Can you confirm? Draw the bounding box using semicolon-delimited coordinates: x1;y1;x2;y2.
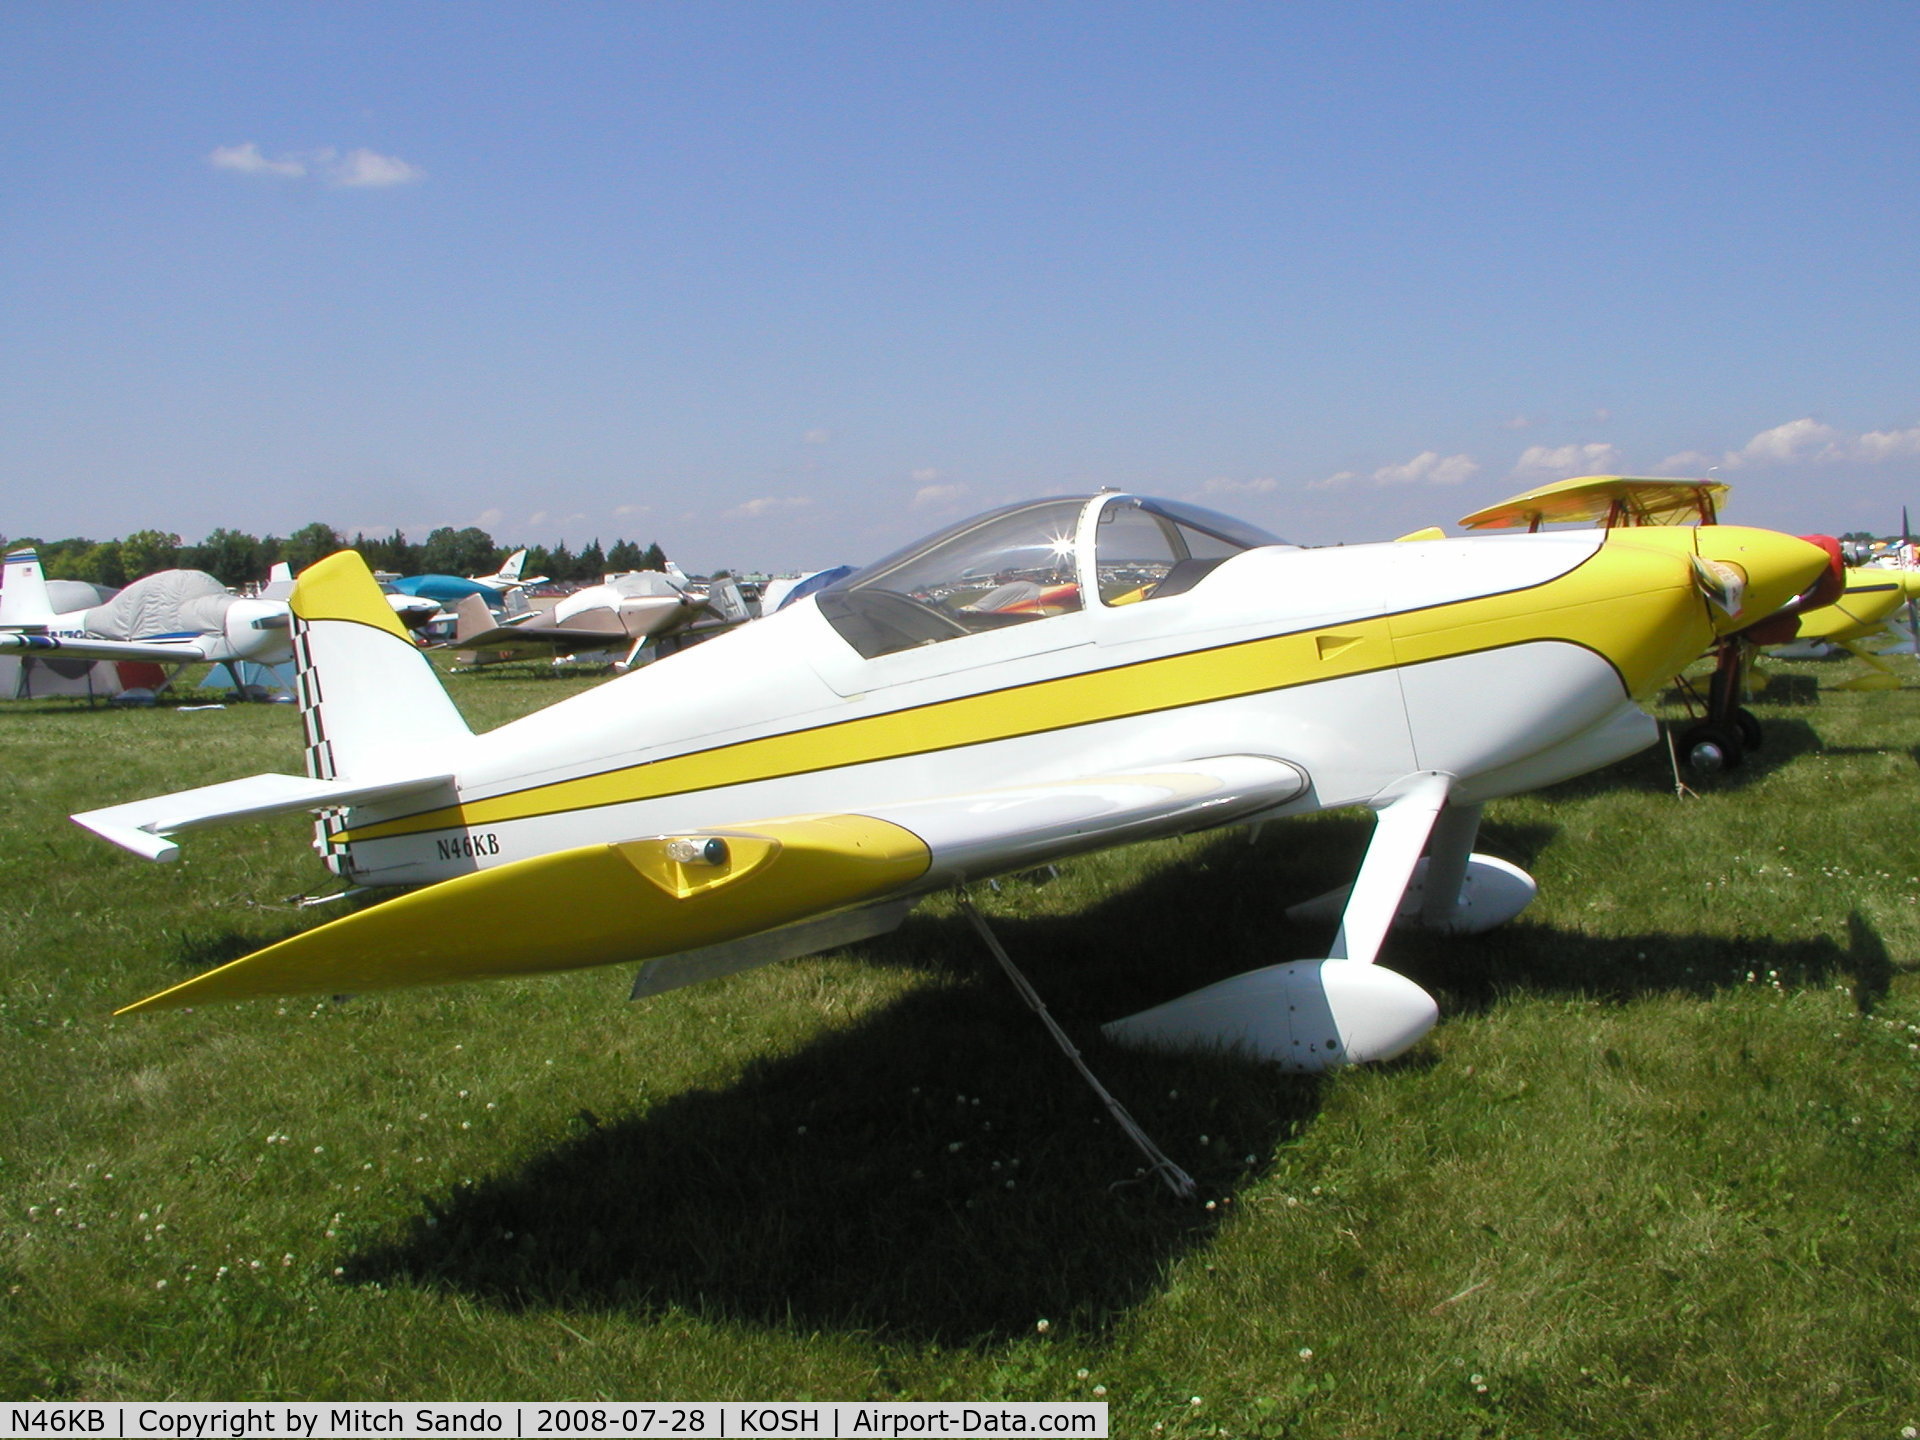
956;889;1196;1201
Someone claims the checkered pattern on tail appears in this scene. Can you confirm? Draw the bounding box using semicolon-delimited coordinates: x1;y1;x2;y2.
291;617;352;876
292;619;336;781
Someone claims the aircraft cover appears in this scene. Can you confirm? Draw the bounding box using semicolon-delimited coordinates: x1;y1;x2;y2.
81;570;236;641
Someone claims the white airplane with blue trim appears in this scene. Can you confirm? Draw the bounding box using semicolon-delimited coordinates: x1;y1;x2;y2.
73;493;1828;1077
0;548;293;688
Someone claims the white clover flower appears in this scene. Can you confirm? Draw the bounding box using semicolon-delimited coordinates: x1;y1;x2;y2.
1299;1348;1313;1361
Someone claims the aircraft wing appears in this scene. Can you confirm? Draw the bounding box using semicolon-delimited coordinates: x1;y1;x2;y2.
1457;475;1728;530
457;614;630;648
74;771;457;862
112;755;1308;1012
0;632;212;665
448;593;630;653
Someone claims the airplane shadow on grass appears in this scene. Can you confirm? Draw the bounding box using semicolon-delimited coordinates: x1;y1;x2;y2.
345;807;1888;1346
1532;713;1829;800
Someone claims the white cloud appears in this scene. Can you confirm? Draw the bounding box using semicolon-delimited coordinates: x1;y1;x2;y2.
1656;449;1720;473
1737;417;1841;466
913;481;969;509
208;142;422;188
1500;415;1533;431
1658;416;1920;473
614;503;653;518
803;428;834;446
475;508;504;530
527;510;549;527
1200;476;1278;496
1306;470;1358;491
1855;426;1920;462
328;148;425;188
1372;451;1480;487
1511;442;1623;478
208;142;306;178
724;496;813;520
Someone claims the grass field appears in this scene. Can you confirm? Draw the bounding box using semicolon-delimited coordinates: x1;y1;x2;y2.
2;658;1918;1437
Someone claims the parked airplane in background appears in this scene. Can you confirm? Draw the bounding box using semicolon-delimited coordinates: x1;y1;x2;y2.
1766;567;1920;686
448;565;752;670
0;576;168;700
74;491;1829;1125
385;548;546;610
760;566;854;614
0;548;293;692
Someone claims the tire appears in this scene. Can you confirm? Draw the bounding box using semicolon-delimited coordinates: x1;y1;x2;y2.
1731;707;1764;751
1679;722;1745;773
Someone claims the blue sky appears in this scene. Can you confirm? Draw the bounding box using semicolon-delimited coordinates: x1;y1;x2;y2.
4;2;1918;572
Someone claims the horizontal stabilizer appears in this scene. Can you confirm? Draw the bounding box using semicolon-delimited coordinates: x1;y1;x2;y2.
117;813;933;1012
74;771;455;862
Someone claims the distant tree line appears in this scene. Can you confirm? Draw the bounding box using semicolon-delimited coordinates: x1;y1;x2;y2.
0;524;672;591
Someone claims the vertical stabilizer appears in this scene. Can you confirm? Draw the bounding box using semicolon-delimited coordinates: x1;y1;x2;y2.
0;550;56;627
706;577;751;626
290;551;473;780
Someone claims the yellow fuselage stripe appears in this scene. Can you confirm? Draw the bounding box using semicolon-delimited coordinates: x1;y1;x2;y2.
342;541;1703;844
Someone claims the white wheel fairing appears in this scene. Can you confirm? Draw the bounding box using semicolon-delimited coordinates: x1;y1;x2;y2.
1102;959;1439;1073
1286;853;1537;935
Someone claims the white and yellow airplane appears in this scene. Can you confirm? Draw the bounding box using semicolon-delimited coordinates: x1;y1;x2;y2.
73;493;1827;1074
1455;475;1849;770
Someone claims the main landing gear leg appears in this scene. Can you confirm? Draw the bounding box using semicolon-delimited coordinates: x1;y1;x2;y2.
1104;773;1466;1074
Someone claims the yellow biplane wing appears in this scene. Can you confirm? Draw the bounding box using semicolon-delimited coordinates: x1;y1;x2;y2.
1457;475;1729;532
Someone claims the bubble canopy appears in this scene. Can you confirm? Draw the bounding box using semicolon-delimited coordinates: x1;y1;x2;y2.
816;494;1290;658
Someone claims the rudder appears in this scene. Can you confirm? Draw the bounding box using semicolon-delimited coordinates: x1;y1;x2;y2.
0;549;55;627
290;552;473;780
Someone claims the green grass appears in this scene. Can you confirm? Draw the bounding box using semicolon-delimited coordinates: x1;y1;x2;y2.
3;658;1919;1436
